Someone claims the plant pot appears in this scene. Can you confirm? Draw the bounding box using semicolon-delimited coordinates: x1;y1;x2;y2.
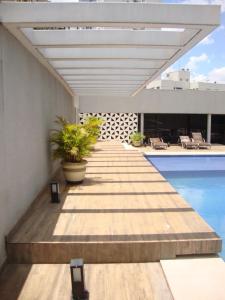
62;160;87;183
132;141;142;147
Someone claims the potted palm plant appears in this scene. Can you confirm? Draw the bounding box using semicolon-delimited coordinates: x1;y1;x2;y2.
50;116;93;183
82;116;104;145
130;132;145;147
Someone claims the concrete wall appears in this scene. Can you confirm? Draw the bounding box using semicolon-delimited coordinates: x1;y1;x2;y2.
0;26;74;266
147;79;189;90
190;81;225;91
79;89;225;114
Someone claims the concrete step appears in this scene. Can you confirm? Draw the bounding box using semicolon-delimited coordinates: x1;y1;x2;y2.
161;257;225;300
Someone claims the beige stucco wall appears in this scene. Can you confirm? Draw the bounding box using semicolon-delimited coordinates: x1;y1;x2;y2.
79;89;225;114
0;26;74;266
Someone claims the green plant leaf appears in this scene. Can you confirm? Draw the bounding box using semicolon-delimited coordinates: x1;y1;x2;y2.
50;116;94;163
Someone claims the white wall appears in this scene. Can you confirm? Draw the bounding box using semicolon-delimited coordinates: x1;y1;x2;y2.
147;80;161;89
162;80;189;90
79;89;225;114
167;69;190;82
147;79;189;90
0;26;74;266
191;81;225;91
147;69;225;92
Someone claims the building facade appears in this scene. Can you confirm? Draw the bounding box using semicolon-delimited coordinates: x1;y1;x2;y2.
137;69;225;144
147;69;225;91
79;69;225;144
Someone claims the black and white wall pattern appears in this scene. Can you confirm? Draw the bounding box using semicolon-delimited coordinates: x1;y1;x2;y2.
79;113;138;143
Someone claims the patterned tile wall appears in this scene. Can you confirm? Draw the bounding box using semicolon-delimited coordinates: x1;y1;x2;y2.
79;113;138;143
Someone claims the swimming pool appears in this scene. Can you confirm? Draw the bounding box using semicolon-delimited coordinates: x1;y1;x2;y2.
146;155;225;260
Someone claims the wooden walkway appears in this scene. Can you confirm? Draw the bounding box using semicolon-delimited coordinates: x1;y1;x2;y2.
0;262;173;300
1;258;224;300
6;141;221;263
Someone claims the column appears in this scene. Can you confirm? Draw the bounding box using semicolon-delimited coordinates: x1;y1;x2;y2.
207;114;211;143
140;113;144;135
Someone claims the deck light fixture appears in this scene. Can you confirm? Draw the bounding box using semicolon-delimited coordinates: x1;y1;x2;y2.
70;258;89;300
50;181;60;203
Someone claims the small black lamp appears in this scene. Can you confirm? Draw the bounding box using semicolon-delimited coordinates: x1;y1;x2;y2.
50;181;60;203
70;259;89;300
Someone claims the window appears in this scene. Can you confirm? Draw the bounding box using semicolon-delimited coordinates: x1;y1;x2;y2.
211;115;225;144
144;114;207;144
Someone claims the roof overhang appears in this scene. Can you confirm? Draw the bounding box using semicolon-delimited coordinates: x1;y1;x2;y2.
0;2;221;97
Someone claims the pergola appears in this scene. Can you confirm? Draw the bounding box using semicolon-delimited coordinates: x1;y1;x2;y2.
0;2;220;97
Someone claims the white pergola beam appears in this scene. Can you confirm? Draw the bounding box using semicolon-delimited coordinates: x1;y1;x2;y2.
72;86;133;91
73;89;135;94
132;28;215;96
69;82;141;85
69;86;141;89
67;80;144;84
50;60;165;69
68;80;143;84
0;3;220;28
71;85;138;90
63;75;149;80
57;69;155;76
75;92;130;96
0;2;220;97
39;47;177;60
22;28;196;48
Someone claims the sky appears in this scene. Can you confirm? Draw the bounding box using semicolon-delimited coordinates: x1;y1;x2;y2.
162;0;225;83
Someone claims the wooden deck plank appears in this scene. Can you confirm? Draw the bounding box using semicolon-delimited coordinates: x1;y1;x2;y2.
62;194;191;210
0;263;173;300
6;141;222;263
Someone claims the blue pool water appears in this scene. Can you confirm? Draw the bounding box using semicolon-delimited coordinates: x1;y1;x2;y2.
146;155;225;260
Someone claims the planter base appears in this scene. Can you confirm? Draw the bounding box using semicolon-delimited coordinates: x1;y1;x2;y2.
62;160;87;184
66;180;84;185
132;142;142;147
